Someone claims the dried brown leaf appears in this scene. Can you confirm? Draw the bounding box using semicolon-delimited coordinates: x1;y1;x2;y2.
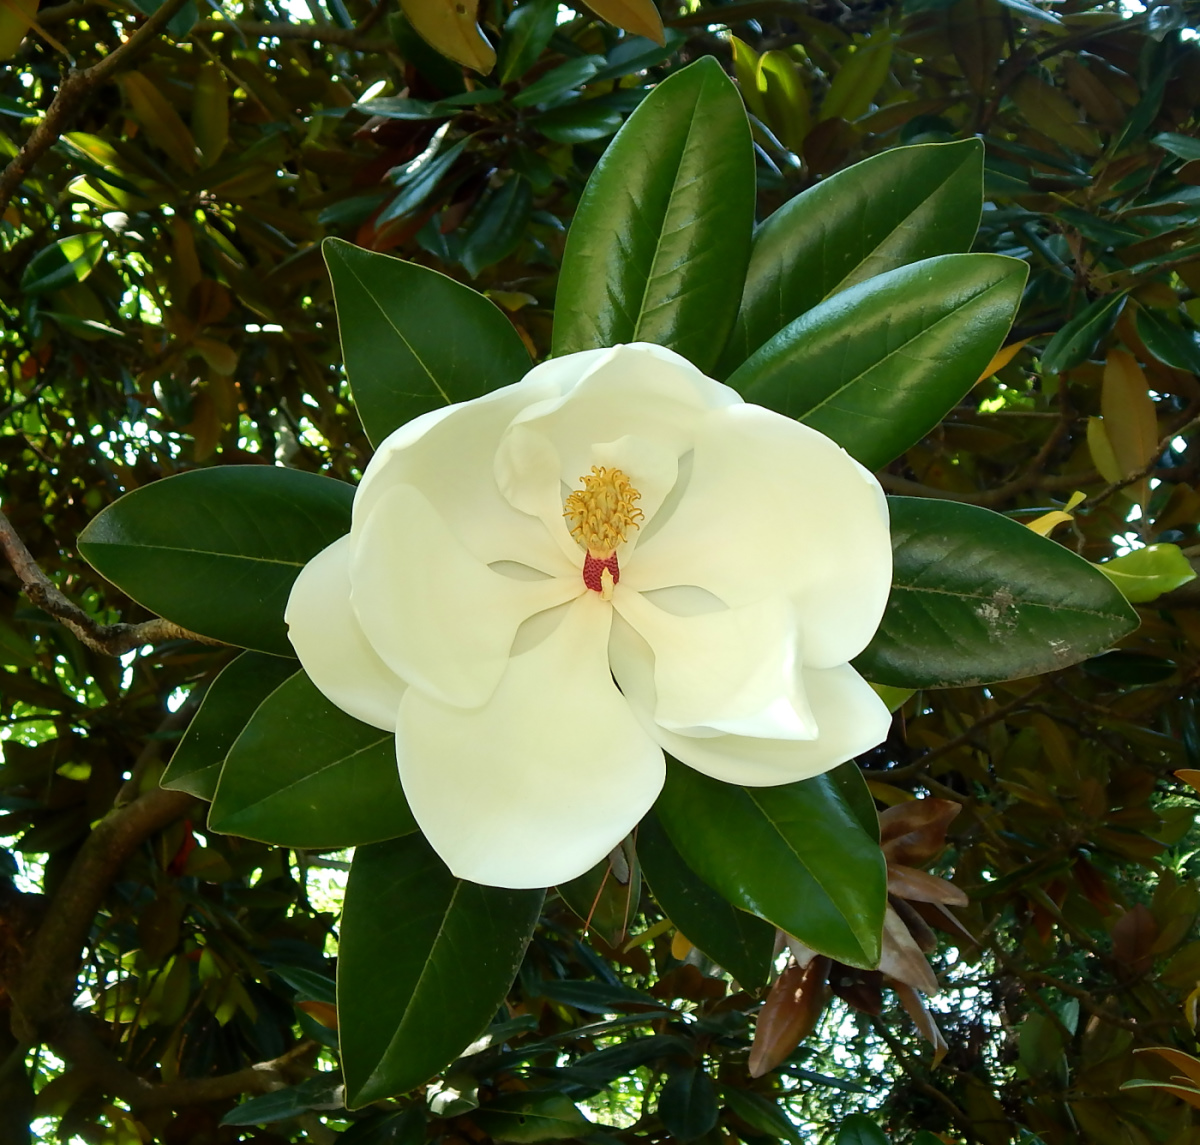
748;958;830;1078
888;864;969;907
879;799;961;867
893;981;948;1067
879;905;940;996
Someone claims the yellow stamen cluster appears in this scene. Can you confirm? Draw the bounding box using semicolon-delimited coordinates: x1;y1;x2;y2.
563;466;643;556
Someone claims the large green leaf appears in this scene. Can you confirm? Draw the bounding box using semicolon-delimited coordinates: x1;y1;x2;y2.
208;670;415;848
653;763;886;969
727;254;1026;470
855;498;1141;688
551;56;754;373
637;811;774;990
162;652;297;800
21;232;106;294
323;238;532;448
472;1092;592;1142
78;466;353;656
716;139;984;377
339;835;543;1107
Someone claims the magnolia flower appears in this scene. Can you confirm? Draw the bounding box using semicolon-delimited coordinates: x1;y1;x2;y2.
285;343;892;889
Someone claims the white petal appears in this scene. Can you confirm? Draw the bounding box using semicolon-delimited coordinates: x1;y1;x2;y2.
626;403;892;668
610;617;890;785
614;589;816;739
284;536;406;731
352;484;581;709
397;594;664;888
353;366;584;578
501;344;739;513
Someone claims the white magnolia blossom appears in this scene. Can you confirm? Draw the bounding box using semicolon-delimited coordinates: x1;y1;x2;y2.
285;343;893;889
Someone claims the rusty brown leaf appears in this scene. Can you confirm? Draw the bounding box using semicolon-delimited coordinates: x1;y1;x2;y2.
748;957;830;1078
879;799;962;867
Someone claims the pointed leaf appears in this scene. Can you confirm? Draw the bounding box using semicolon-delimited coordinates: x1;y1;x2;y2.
78;466;354;657
21;233;105;295
729;254;1026;469
324;238;532;447
162;652;297;800
638;811;774;990
654;762;886;968
339;835;543;1106
209;670;416;849
583;0;664;44
718;139;984;375
856;498;1140;689
748;958;829;1078
1040;291;1127;374
400;0;495;73
657;1067;718;1141
1097;544;1196;603
552;56;754;373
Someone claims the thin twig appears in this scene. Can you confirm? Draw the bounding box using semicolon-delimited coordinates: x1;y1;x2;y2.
0;507;221;655
190;18;391;50
0;0;192;215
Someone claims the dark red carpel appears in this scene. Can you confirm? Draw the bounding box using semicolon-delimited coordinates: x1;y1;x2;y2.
582;552;620;592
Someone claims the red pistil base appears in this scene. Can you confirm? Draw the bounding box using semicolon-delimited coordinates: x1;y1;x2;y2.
583;552;620;593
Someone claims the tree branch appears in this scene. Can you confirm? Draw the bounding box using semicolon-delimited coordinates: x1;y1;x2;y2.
0;0;192;215
190;18;391;51
11;787;194;1036
50;1014;320;1111
0;507;221;656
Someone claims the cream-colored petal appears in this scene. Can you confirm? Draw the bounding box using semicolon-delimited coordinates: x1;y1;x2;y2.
352;366;585;578
614;589;816;740
397;594;664;889
610;617;890;785
495;426;681;566
352;484;581;709
627;403;891;668
284;536;406;731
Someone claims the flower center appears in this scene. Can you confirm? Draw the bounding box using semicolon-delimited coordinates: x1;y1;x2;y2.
564;466;643;597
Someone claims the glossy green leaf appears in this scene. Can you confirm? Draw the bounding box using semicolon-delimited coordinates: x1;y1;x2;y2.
78;466;354;657
339;835;543;1106
535;101;625;143
1040;291;1127;374
512;55;605;107
826;759;880;842
856;498;1140;688
1097;544;1196;603
552;56;754;373
1135;306;1200;373
638;811;774;990
590;29;684;83
1152;131;1200;162
654;762;886;968
717;139;983;376
497;0;559;84
721;1086;802;1145
472;1092;592;1142
461;176;532;277
161;652;296;800
836;1114;889;1145
728;254;1026;470
209;670;415;848
657;1066;719;1141
21;232;106;295
324;237;532;447
221;1076;344;1126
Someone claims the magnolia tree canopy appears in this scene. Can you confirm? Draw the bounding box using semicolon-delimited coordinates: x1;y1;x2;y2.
2;1;1200;1143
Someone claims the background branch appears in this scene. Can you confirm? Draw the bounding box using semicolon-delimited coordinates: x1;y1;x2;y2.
0;0;192;215
0;507;221;655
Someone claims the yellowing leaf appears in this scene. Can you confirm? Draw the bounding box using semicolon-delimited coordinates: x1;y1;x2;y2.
584;0;664;45
870;682;914;711
729;35;766;121
122;73;199;172
1176;769;1200;795
1010;73;1100;157
192;62;230;167
401;0;496;72
1101;347;1158;485
757;51;811;152
1096;544;1196;603
0;0;36;61
821;36;893;123
1026;490;1085;536
670;931;693;961
1087;415;1123;484
193;337;239;376
977;336;1031;383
